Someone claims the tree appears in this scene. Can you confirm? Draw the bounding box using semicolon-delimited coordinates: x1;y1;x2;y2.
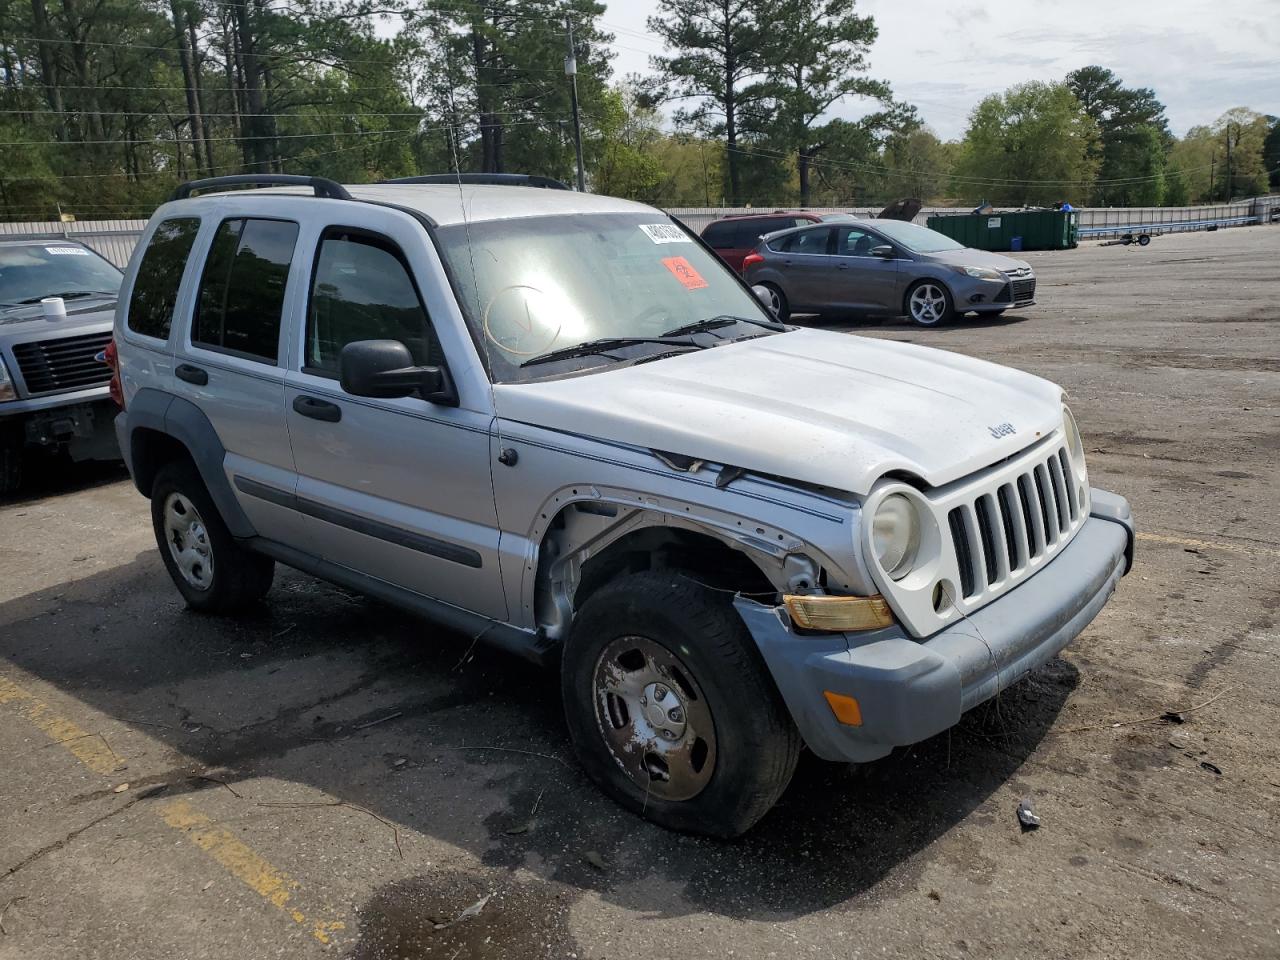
647;0;774;204
590;84;666;200
957;81;1100;206
1169;126;1216;202
762;0;892;205
1066;66;1170;205
881;126;952;201
1265;116;1280;191
1162;164;1189;206
1213;107;1270;199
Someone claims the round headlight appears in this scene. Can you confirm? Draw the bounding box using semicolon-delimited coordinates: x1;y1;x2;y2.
1063;404;1085;472
872;494;922;581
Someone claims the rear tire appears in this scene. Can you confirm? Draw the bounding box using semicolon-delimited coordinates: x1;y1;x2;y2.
151;460;274;614
758;283;790;323
561;571;800;837
905;280;954;326
0;426;21;497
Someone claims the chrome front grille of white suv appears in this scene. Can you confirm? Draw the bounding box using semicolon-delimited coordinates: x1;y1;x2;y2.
943;441;1087;606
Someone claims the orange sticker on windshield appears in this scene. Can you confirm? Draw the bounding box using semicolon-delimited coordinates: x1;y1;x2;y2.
662;256;709;290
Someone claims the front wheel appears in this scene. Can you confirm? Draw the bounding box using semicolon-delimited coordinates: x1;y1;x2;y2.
905;280;954;326
757;283;790;323
151;460;275;614
0;425;21;497
561;571;800;836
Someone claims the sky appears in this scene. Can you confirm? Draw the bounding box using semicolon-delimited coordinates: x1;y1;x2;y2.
598;0;1280;140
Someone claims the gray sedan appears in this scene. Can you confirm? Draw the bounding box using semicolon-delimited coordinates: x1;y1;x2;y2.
743;218;1036;326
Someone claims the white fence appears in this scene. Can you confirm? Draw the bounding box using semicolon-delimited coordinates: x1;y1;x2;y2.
667;198;1280;236
2;196;1276;264
0;218;147;267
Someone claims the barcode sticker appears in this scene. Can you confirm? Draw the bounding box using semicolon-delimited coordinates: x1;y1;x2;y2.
639;223;691;244
46;246;90;255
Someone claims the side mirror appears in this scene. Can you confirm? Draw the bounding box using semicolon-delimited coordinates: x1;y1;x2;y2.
751;284;777;314
870;244;895;259
339;339;455;404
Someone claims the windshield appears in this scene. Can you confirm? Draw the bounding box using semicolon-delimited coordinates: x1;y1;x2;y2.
0;243;122;306
870;220;965;254
435;213;778;382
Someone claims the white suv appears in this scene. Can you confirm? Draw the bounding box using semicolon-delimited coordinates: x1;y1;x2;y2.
111;174;1134;836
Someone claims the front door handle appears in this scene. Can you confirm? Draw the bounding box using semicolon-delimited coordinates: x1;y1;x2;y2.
175;363;208;386
292;395;342;423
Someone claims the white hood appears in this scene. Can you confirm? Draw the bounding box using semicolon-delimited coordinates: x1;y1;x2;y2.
493;329;1064;496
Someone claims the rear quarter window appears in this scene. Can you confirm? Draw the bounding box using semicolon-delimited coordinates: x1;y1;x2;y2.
701;221;736;248
127;217;201;340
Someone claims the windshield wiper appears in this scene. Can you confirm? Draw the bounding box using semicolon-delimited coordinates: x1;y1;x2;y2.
520;336;702;369
661;314;788;338
17;289;118;304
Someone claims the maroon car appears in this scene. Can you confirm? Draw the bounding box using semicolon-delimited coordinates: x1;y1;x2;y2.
701;211;855;273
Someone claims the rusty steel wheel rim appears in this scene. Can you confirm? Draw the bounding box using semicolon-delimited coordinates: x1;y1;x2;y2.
592;635;717;801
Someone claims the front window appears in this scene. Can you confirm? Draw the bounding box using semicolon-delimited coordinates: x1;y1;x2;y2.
0;243;122;310
869;220;964;254
435;213;780;383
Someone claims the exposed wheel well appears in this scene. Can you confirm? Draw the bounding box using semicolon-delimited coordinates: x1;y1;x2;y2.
574;526;777;610
129;427;195;497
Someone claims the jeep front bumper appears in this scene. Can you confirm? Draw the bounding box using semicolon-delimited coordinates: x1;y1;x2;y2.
736;488;1134;763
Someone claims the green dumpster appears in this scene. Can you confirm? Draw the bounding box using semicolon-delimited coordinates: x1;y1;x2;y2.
926;210;1078;251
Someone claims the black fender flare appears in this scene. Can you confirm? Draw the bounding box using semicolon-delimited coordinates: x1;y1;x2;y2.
116;388;256;538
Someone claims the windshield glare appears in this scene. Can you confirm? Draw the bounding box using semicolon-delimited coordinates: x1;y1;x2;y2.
0;244;122;306
436;213;776;382
871;220;965;254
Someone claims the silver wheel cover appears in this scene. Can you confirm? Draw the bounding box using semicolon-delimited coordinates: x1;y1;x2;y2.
163;492;214;590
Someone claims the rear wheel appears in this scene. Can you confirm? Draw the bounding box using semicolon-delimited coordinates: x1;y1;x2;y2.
758;283;790;323
561;571;800;836
905;280;954;326
151;460;274;613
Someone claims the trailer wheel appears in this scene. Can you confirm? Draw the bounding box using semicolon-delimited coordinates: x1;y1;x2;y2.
1137;234;1151;246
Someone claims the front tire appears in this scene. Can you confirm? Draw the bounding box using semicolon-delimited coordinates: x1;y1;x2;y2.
0;425;21;497
151;460;274;614
561;571;800;837
905;280;954;326
758;283;790;323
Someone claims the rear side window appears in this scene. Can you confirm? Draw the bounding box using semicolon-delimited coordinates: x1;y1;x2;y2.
304;230;442;377
127;217;200;340
702;221;736;248
780;228;832;255
193;218;298;363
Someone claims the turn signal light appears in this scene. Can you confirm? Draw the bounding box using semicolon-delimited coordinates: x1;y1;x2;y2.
823;691;863;726
783;594;894;632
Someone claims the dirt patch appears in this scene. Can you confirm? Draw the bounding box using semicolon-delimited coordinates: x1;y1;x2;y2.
347;869;578;960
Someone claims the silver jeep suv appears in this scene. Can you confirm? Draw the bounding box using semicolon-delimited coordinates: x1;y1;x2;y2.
113;175;1135;836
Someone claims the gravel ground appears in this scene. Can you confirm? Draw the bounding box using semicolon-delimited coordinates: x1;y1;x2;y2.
1;225;1277;959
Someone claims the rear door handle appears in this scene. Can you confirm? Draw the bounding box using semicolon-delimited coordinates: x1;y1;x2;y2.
175;363;208;386
292;395;342;423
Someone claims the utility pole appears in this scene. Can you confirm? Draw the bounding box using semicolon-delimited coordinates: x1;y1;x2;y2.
1210;151;1216;201
1225;122;1235;202
564;17;586;192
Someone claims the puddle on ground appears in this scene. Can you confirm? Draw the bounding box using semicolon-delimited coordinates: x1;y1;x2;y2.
347;868;579;959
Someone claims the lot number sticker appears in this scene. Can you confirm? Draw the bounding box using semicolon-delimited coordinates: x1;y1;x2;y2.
639;223;691;244
46;246;90;255
662;256;709;290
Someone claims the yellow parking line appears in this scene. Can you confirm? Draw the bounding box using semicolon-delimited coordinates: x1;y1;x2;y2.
1137;531;1280;560
0;676;121;775
158;800;345;945
1;673;346;946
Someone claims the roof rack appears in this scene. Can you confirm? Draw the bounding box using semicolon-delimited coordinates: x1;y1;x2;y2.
380;173;572;191
170;174;352;202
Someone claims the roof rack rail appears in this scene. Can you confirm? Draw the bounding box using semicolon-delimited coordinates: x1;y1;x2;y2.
380;173;572;191
170;174;352;202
